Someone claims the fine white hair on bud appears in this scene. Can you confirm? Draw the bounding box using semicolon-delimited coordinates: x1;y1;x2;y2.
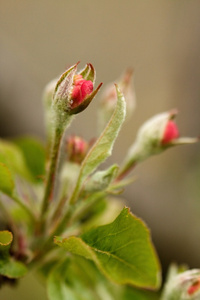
162;269;200;300
117;110;198;180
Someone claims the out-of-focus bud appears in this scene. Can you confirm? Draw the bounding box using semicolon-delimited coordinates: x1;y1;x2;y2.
42;78;58;148
67;136;88;164
161;269;200;300
161;120;179;145
98;69;136;132
52;62;102;124
117;110;198;179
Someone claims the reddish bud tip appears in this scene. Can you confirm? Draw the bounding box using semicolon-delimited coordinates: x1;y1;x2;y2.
67;136;88;164
188;280;200;295
71;75;93;108
162;120;179;145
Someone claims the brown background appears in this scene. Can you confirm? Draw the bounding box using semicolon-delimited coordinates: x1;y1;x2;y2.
0;1;200;298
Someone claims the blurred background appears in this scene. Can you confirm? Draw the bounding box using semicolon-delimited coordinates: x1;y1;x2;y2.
0;0;200;298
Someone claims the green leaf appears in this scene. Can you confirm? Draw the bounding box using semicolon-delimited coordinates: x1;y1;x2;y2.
47;257;119;300
0;231;13;254
14;137;45;182
0;162;15;196
47;259;96;300
123;286;160;300
47;256;159;300
0;230;27;279
0;259;27;278
70;86;126;203
0;139;31;181
55;208;161;290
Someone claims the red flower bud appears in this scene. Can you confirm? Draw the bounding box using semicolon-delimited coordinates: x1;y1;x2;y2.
71;75;93;108
67;136;88;164
52;62;102;117
161;120;179;145
188;279;200;295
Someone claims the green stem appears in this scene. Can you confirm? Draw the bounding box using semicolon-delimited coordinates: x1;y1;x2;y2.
116;144;141;181
12;194;36;222
68;179;81;205
39;115;73;233
115;160;137;181
50;204;74;237
53;192;105;238
41;126;63;216
51;195;67;225
31;193;105;265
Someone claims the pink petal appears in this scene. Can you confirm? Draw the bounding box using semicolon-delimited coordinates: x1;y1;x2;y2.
162;120;179;145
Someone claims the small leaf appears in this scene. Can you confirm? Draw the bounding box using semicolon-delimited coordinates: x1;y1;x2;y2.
0;231;27;279
0;231;13;254
70;86;126;203
0;162;15;196
14;137;45;182
55;208;161;289
82;164;119;194
0;259;27;278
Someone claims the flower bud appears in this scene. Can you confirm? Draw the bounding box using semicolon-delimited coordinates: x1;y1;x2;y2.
162;269;200;300
161;120;179;145
53;62;102;121
67;136;88;164
98;69;136;132
118;110;198;179
128;110;197;160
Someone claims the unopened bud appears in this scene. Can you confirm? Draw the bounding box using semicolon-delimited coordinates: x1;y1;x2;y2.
162;269;200;300
118;110;198;179
53;62;102;122
161;120;179;145
67;136;88;164
98;69;135;132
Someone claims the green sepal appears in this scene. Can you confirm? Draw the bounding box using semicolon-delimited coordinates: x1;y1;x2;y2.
69;82;103;115
52;63;78;128
82;164;119;194
54;62;78;97
79;63;96;82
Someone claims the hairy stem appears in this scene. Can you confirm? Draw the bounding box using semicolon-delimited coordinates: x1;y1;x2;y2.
41;126;63;216
39;115;73;234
